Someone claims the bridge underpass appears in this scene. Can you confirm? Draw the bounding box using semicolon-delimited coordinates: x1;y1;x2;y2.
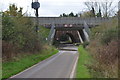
54;27;85;44
31;17;113;46
47;23;90;46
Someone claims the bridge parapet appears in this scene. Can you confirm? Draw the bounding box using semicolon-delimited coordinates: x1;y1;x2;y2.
31;17;115;26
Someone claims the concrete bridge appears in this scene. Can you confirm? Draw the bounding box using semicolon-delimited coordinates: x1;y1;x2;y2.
31;17;114;45
31;17;112;26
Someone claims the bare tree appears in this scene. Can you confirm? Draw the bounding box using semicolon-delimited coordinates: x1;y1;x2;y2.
84;1;117;17
101;1;117;17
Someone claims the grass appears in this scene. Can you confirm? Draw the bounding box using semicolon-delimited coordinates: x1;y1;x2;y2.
2;47;58;79
76;45;91;78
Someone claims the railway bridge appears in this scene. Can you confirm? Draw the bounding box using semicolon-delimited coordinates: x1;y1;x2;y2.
31;17;113;45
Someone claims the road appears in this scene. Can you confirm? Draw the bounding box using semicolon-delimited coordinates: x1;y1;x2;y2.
10;46;78;79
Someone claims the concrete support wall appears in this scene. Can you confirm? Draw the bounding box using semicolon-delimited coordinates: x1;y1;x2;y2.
77;31;83;43
83;29;90;42
47;24;56;45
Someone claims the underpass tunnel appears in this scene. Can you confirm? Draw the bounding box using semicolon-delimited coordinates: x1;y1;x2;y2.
53;29;86;46
60;33;76;43
49;30;84;45
55;33;76;44
53;30;78;45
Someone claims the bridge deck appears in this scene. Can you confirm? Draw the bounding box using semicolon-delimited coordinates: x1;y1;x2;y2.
31;17;113;26
55;27;83;30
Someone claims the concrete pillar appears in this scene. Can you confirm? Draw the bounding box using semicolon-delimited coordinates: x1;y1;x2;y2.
48;24;56;45
77;31;83;43
83;29;90;42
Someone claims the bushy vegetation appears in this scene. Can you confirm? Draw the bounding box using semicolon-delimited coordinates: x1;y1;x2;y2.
2;4;51;61
100;27;118;45
87;18;118;78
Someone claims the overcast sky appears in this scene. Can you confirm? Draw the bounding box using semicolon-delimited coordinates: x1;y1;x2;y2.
0;0;119;17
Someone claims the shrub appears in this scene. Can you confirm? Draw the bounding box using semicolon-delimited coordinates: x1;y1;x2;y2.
87;18;118;78
2;41;18;61
2;4;46;61
101;27;118;45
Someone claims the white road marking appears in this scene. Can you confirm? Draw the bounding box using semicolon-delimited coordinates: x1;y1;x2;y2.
70;56;79;78
9;50;78;79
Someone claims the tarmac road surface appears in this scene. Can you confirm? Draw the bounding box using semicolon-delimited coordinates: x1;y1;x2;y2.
10;46;78;78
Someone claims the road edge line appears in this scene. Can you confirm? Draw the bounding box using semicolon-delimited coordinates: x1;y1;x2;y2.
70;56;79;78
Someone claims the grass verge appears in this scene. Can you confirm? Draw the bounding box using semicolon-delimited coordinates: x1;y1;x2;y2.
76;45;91;78
2;47;58;79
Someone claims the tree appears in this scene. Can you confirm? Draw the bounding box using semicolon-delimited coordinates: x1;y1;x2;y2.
2;4;42;53
81;11;94;18
96;7;102;17
84;2;99;17
101;2;116;17
91;6;95;17
3;4;23;17
69;12;74;17
84;1;117;17
60;12;78;17
63;13;68;17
